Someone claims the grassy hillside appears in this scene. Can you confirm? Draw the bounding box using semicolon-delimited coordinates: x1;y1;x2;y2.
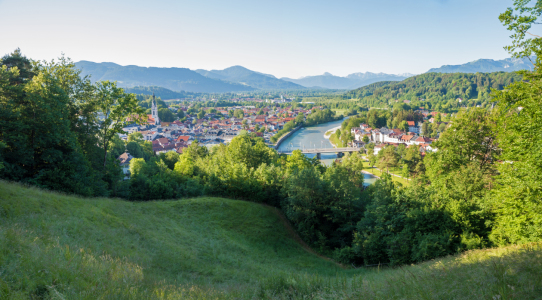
1;180;541;299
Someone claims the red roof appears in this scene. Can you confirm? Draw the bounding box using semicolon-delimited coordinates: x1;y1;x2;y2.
157;137;169;145
176;136;189;142
407;121;415;126
401;135;414;141
415;136;432;143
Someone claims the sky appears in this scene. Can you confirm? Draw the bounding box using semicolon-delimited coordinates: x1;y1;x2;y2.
0;0;518;78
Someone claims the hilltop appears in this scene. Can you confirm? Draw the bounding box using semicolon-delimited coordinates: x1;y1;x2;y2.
1;180;541;299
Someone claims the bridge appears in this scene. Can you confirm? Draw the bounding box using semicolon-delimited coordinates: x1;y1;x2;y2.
277;147;361;159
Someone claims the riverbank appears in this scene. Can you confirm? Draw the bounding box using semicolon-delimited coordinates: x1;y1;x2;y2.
323;126;341;139
274;125;303;150
276;118;345;154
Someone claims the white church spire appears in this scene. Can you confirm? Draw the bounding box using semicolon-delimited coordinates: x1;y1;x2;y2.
151;93;160;125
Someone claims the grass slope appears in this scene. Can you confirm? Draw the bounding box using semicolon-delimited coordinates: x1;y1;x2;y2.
1;180;541;299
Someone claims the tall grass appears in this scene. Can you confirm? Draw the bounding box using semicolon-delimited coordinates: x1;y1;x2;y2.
1;180;541;299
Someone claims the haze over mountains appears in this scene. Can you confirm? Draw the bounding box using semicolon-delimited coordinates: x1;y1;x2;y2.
194;66;304;90
74;56;534;95
75;61;257;93
281;72;415;89
427;57;534;73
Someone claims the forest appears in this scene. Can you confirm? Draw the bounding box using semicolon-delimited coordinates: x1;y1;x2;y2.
345;72;523;112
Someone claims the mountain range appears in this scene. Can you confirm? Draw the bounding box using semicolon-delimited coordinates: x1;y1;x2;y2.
75;61;257;93
194;66;305;90
281;72;414;89
426;57;534;73
75;56;535;95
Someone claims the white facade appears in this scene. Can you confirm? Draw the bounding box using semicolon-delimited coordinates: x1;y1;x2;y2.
151;94;161;125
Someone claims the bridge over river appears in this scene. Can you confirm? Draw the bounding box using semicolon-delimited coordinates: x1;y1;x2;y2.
277;147;361;159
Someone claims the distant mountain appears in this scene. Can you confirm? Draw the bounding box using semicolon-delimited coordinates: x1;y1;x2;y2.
75;61;256;93
427;57;534;73
194;66;305;90
124;86;197;100
281;72;412;90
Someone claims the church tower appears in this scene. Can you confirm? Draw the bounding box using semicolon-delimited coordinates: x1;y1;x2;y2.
151;93;160;125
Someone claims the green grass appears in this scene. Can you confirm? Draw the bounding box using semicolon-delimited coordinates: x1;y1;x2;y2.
331;109;347;116
329;134;345;148
364;165;410;186
1;180;542;299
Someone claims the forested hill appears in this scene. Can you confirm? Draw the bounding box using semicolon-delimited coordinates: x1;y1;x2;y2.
345;72;523;112
124;86;198;100
75;61;256;93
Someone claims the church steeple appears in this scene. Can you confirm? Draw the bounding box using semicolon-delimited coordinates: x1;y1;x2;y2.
151;93;160;125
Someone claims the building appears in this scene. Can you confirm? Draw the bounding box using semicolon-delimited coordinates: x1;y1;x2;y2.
408;121;420;134
149;93;161;126
118;152;134;180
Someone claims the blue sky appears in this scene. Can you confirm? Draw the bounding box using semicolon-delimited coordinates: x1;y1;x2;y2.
0;0;517;78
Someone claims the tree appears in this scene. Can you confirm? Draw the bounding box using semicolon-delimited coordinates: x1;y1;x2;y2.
421;121;431;137
402;163;410;179
424;108;498;241
159;108;176;122
177;109;185;119
0;65;98;195
362;135;370;144
159;151;179;170
129;158;147;177
377;146;399;173
399;120;409;132
499;0;542;61
197;110;205;119
489;28;542;243
95;81;144;168
109;135;126;159
295;113;304;124
174;154;195;176
404;144;422;170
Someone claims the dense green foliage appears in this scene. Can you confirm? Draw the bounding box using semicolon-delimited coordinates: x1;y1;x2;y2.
304;108;340;126
345;72;522;112
490;68;542;245
0;50;142;197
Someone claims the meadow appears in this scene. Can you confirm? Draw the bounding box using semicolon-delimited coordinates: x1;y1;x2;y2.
1;180;541;299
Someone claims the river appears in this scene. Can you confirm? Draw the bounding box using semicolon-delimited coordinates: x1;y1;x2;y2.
277;118;378;186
